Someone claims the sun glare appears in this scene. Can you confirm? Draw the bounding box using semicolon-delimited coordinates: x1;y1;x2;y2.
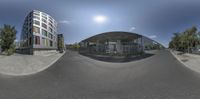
93;15;107;24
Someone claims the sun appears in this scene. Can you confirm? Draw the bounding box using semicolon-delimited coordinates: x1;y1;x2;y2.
93;15;107;24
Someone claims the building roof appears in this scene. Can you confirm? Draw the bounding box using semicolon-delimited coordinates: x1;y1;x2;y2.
81;31;142;42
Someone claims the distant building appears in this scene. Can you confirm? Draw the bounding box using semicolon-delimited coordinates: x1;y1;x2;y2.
20;10;58;55
57;34;65;51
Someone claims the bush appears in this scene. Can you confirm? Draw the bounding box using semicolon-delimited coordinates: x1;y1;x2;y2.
5;45;15;56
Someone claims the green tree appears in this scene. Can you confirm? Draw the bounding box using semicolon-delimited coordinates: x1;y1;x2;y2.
0;24;17;55
182;26;198;53
71;43;80;50
169;26;200;53
170;32;181;50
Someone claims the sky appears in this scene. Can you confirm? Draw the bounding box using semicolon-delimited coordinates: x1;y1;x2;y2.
1;0;200;47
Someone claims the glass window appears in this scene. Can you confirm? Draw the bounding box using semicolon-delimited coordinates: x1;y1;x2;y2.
42;29;47;37
51;34;53;39
33;26;40;34
42;15;47;19
29;37;32;45
42;13;47;16
48;33;51;38
54;36;56;40
49;19;53;24
34;36;40;45
49;23;53;28
48;33;53;39
34;20;40;26
33;15;40;20
50;40;53;47
42;37;45;46
33;13;40;16
46;39;49;47
49;27;53;33
42;18;47;23
49;16;53;20
42;23;47;29
34;10;40;14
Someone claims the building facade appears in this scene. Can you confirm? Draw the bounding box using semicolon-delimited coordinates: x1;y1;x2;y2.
20;10;57;54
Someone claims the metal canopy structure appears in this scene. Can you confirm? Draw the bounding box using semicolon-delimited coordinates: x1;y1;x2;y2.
80;31;144;56
82;31;142;42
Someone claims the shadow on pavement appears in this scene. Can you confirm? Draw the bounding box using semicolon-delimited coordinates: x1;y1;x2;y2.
79;53;154;63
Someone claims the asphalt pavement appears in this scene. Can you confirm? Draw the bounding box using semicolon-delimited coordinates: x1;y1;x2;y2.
0;50;200;99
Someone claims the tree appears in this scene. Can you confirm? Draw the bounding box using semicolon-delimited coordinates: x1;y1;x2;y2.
70;43;80;50
0;24;17;55
170;32;181;50
169;26;200;53
182;26;198;53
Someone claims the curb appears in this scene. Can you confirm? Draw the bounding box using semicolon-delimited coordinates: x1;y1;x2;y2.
170;50;200;74
170;50;186;66
0;51;66;76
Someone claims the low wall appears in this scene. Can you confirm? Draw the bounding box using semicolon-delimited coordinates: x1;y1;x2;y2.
33;50;58;56
16;48;58;55
15;48;33;55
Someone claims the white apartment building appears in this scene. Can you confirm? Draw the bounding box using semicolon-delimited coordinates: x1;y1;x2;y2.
20;10;58;54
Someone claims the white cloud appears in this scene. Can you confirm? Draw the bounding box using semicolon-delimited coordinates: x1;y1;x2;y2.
149;35;157;39
129;27;136;31
59;20;70;24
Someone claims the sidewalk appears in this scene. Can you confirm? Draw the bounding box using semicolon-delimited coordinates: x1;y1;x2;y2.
170;50;200;73
0;52;65;76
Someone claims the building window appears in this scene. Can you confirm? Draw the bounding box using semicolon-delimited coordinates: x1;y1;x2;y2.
42;29;47;37
49;27;53;33
49;16;53;20
33;15;40;20
34;20;40;26
29;28;32;34
42;23;47;29
48;33;53;39
42;15;47;20
35;36;40;45
33;13;40;16
29;37;32;45
46;39;49;47
42;18;47;23
42;13;47;16
42;37;45;46
48;33;51;38
50;34;53;39
34;10;40;14
49;19;53;24
50;40;53;47
49;23;53;28
53;36;56;40
33;26;40;34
